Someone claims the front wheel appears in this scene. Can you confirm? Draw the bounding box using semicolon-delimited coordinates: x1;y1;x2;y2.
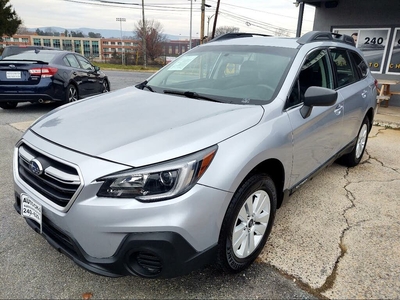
217;174;277;273
0;102;18;109
339;116;370;167
102;80;110;93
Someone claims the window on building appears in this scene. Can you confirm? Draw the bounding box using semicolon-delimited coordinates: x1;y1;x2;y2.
52;39;60;49
92;41;99;57
74;40;82;53
83;40;91;57
33;38;41;46
43;39;51;47
21;38;29;43
175;46;179;55
63;39;73;51
168;46;172;54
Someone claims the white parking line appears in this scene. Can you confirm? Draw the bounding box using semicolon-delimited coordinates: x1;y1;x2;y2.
10;121;33;132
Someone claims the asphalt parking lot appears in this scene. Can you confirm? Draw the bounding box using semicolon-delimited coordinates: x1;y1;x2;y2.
1;71;399;299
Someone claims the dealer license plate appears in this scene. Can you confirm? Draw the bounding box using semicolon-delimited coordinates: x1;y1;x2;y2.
21;193;42;233
6;71;21;79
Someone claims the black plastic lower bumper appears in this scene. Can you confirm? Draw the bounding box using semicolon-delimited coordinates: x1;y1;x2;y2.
14;195;217;278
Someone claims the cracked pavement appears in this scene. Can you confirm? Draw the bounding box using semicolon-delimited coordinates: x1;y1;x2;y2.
260;126;400;299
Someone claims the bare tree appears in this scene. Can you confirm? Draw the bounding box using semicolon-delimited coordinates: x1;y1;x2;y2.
134;19;167;63
215;26;240;37
275;28;290;37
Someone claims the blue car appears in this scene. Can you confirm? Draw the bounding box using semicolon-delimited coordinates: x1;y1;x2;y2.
0;49;110;109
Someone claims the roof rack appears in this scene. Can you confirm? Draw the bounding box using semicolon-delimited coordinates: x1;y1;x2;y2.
209;32;272;43
297;31;355;46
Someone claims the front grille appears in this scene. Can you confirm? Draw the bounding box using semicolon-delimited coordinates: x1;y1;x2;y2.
18;143;81;207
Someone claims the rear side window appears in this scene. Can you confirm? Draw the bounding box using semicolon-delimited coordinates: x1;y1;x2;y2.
349;51;368;78
329;49;357;88
64;54;80;68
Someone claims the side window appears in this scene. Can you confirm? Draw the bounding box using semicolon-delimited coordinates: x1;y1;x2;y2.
349;51;368;79
76;55;94;70
287;49;333;108
329;49;357;88
64;54;80;68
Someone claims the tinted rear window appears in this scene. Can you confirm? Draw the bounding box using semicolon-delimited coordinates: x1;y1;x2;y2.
3;51;57;63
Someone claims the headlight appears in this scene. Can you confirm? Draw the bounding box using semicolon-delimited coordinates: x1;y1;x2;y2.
97;145;217;201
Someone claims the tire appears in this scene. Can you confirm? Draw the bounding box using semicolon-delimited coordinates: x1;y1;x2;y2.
217;174;277;273
339;116;370;167
102;80;110;93
0;102;18;109
64;84;79;104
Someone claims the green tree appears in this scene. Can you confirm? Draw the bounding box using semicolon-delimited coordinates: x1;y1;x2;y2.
0;0;22;37
88;32;102;38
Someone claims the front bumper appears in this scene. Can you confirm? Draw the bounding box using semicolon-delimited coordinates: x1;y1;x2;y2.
13;133;232;278
14;196;217;278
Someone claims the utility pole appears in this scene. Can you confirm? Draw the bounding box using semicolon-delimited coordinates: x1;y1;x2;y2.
200;0;205;44
189;0;193;49
211;0;220;39
142;0;147;68
200;1;211;44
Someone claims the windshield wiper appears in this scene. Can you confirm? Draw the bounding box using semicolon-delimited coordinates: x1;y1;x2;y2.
163;89;221;102
135;80;154;92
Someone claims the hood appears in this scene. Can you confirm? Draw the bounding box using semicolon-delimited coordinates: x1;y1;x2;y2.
31;87;264;167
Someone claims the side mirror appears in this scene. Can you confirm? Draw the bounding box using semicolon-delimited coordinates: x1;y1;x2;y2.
94;66;100;72
300;86;337;118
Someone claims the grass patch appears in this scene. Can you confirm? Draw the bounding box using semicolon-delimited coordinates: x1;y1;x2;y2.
94;62;161;72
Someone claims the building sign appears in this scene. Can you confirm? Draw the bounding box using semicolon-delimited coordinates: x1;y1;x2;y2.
386;28;400;74
333;28;391;74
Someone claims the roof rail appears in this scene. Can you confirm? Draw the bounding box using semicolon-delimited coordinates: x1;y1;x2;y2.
209;32;272;43
297;31;355;46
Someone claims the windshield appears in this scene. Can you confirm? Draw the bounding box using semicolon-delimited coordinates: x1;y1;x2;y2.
146;44;296;105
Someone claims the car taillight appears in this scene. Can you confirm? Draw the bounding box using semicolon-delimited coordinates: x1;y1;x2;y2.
374;79;378;89
29;67;58;78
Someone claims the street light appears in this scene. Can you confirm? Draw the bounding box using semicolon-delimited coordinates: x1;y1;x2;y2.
207;14;215;38
116;17;126;65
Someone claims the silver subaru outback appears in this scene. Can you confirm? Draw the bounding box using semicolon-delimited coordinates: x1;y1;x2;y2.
13;31;377;278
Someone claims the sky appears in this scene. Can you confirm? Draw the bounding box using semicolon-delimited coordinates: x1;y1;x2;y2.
9;0;315;38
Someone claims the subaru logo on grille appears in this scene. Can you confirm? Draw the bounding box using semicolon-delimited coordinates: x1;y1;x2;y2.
9;64;16;68
29;159;43;176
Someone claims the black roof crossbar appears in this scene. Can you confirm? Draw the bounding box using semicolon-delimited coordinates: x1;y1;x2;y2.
297;31;355;46
209;33;272;43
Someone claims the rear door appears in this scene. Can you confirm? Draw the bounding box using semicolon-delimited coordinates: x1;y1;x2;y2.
328;48;374;144
285;48;344;187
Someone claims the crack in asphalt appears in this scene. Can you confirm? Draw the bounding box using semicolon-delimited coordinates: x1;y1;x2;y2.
315;127;399;296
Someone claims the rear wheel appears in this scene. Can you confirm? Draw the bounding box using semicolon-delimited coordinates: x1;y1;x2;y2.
217;174;277;273
0;102;18;109
64;84;79;104
339;116;370;167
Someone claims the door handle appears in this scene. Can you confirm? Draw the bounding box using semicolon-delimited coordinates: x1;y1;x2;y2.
334;104;343;115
